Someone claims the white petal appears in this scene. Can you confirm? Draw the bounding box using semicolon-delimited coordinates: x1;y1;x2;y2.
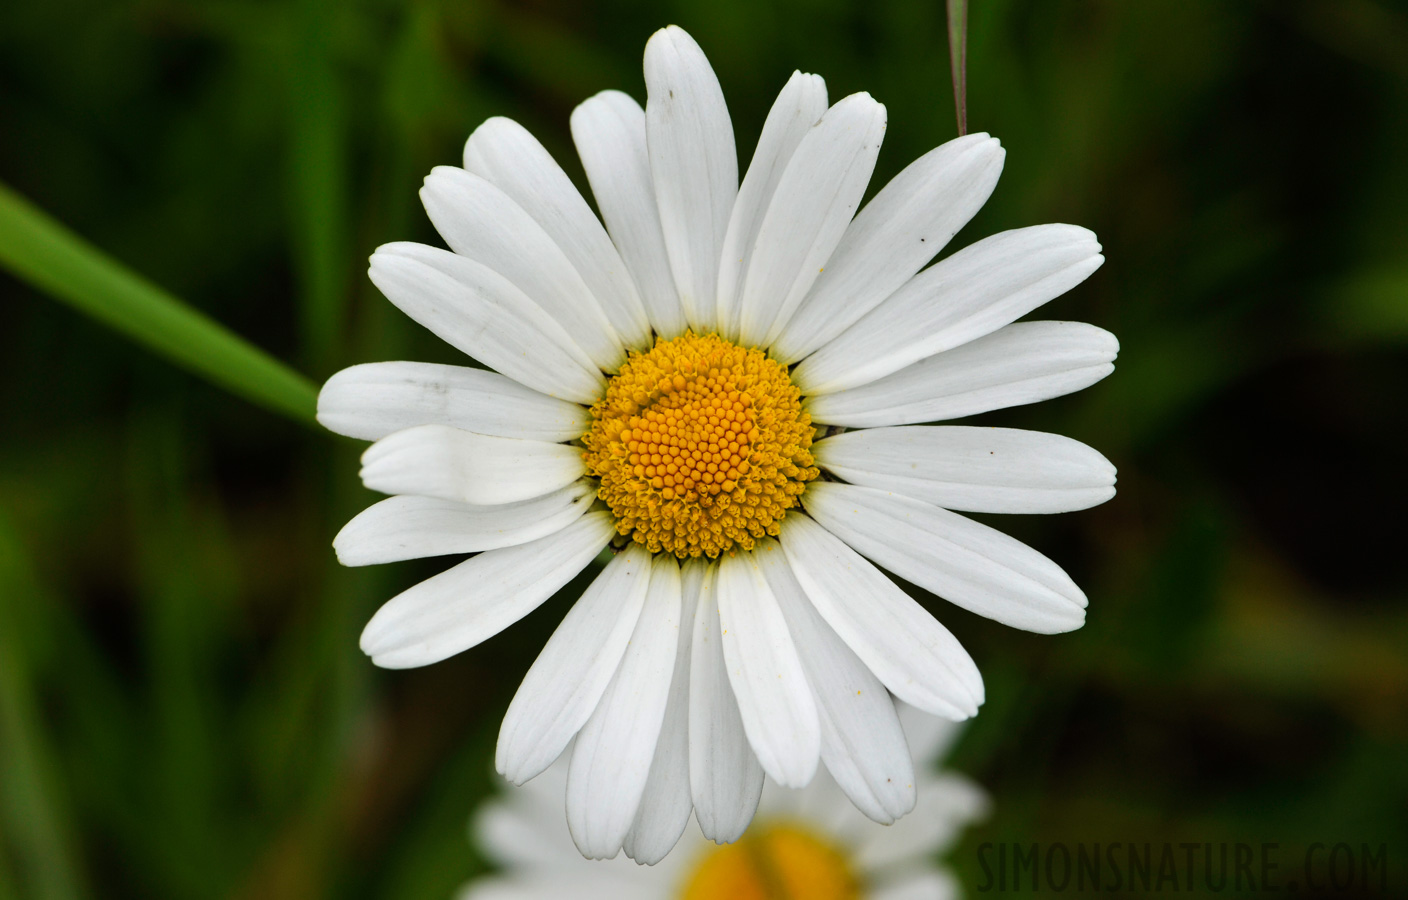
359;424;583;506
814;425;1116;514
497;545;654;784
795;224;1105;394
567;556;682;859
856;775;990;869
571;90;687;339
644;26;737;333
465;117;652;351
421;167;624;371
715;71;827;337
868;870;962;900
806;321;1118;427
623;558;706;865
802;482;1087;634
755;540;916;824
778;514;983;719
317;361;589;443
359;511;613;668
688;565;765;842
368;243;603;404
771;134;1005;364
333;483;595;566
739;93;888;349
715;551;820;788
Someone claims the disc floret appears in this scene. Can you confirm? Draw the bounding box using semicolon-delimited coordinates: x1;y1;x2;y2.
583;332;819;558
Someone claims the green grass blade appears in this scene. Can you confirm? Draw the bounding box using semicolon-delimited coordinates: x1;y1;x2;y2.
0;183;318;425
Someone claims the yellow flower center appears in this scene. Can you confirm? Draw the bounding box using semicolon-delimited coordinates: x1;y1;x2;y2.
678;821;862;900
582;332;818;558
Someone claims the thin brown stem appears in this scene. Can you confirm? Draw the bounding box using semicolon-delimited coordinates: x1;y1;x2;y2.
947;0;969;136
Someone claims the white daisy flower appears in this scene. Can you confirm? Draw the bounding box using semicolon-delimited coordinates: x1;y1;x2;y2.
461;705;988;900
319;25;1115;862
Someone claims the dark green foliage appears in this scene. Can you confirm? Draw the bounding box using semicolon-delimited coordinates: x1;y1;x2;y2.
1;1;1405;897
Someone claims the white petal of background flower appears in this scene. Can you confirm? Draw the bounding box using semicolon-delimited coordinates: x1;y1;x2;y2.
498;546;654;785
474;760;577;870
358;511;614;668
688;568;765;843
804;481;1088;633
460;701;988;898
715;69;828;337
743;92;888;349
772;132;1005;365
317;361;590;443
359;424;584;506
460;873;648;900
780;514;984;719
566;555;681;860
367;243;603;403
814;425;1117;514
716;551;821;789
571;90;688;339
475;762;674;890
622;558;705;865
854;773;991;870
756;540;917;825
779;762;861;838
334;483;595;566
464;116;653;352
805;320;1119;428
795;223;1105;394
644;25;737;333
868;870;963;900
896;700;964;769
420;166;625;371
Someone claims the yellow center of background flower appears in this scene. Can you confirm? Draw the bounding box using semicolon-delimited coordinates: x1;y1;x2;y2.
583;332;818;558
678;821;862;900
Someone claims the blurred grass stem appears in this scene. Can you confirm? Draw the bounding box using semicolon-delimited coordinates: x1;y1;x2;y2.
0;183;318;425
288;0;351;372
0;516;90;900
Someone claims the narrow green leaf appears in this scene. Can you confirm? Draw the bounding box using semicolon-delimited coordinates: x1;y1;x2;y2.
0;183;318;425
947;0;969;136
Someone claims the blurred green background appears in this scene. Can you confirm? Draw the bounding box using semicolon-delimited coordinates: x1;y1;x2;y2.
2;0;1406;897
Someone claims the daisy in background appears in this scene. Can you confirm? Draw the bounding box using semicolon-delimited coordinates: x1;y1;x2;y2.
461;706;988;900
319;25;1114;862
